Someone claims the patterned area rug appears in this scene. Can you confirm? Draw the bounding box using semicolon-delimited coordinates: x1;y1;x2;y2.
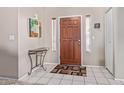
50;65;86;76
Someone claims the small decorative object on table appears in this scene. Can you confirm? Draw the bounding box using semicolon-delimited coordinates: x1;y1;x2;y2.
28;47;49;75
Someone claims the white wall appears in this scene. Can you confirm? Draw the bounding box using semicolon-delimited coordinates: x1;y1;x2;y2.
18;8;45;78
0;8;18;78
42;7;105;66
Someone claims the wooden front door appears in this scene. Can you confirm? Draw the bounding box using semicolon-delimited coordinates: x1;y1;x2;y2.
60;16;81;65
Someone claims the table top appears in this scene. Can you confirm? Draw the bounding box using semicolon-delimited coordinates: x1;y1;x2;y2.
28;47;49;53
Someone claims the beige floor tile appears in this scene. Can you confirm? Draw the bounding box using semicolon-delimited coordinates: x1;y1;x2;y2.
96;78;109;84
85;81;97;85
104;73;113;79
60;79;73;85
48;78;61;85
42;73;54;78
73;76;84;82
94;73;105;78
36;77;51;84
84;77;97;83
63;75;73;80
73;81;84;85
27;77;40;83
52;74;64;79
108;79;123;85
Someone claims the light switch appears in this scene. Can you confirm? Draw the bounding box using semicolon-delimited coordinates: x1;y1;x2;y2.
9;34;15;41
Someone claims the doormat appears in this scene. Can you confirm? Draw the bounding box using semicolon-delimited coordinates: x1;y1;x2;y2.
50;65;86;76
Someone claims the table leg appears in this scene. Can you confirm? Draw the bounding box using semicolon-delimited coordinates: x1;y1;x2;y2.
40;51;47;71
36;53;38;66
28;54;33;75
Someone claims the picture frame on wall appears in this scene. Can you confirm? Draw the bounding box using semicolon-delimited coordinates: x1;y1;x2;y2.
94;23;100;29
29;18;42;38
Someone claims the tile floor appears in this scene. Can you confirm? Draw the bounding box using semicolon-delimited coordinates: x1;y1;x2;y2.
19;64;124;85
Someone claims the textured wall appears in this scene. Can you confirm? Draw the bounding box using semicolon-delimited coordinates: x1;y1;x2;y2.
18;8;45;78
0;8;18;78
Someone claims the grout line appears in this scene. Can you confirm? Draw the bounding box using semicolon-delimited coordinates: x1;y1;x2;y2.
47;64;61;85
58;75;64;85
72;75;74;85
58;75;73;85
71;75;74;85
46;76;54;85
100;68;111;85
31;64;57;84
91;67;98;85
34;68;51;84
34;73;46;84
84;76;86;85
93;67;112;85
57;76;63;85
46;65;59;85
45;71;55;84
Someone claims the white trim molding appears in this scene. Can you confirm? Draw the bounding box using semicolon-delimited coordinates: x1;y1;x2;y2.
82;65;104;68
114;78;124;82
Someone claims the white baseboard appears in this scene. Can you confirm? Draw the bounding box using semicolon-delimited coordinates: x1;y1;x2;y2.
45;62;59;65
82;65;105;68
18;73;28;81
114;78;124;81
0;76;17;80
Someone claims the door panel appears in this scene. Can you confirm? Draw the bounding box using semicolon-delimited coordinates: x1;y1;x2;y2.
62;40;73;59
74;40;81;60
60;16;81;65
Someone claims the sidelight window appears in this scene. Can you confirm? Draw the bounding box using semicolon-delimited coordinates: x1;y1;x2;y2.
85;15;91;52
52;18;57;51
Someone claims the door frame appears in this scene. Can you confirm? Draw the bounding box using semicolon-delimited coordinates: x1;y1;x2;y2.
57;15;83;65
105;8;115;76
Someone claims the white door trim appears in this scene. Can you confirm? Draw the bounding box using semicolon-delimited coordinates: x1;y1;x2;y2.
105;8;114;75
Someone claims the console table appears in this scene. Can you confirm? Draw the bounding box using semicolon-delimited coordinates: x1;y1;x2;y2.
28;47;49;75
